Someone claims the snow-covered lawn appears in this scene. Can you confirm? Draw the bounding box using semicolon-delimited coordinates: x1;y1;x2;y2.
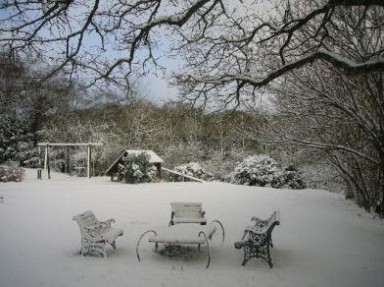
1;169;383;287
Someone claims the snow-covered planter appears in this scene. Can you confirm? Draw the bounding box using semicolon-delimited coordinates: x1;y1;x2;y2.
0;165;24;182
228;155;305;189
170;162;214;182
120;153;157;184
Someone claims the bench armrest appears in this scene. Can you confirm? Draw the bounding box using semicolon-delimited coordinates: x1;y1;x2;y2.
250;217;268;227
101;218;116;226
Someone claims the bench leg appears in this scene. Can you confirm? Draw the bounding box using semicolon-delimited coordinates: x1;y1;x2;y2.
198;231;211;268
239;241;274;268
81;240;108;258
136;229;158;262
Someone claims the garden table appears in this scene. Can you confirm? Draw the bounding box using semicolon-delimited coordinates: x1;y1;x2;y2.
136;221;224;268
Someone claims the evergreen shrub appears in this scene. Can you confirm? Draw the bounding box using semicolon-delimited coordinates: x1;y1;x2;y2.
228;155;305;189
0;165;24;182
120;153;157;183
170;162;214;182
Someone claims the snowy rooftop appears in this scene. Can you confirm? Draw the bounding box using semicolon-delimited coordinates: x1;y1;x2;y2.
124;150;164;163
105;149;164;175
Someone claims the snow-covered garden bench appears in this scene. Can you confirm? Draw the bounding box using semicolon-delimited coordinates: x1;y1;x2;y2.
234;210;280;268
169;202;207;225
72;210;124;258
136;220;225;268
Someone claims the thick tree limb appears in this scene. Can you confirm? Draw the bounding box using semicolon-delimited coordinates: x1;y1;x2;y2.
194;49;383;89
1;0;383;90
328;0;384;6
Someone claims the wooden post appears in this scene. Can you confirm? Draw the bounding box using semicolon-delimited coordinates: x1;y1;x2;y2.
44;144;48;171
38;146;41;168
87;144;91;178
156;163;162;180
65;146;70;174
47;144;51;179
37;146;42;179
37;142;102;179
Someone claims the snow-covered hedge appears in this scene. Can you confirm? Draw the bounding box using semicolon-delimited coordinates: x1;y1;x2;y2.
170;162;214;182
0;165;24;182
228;155;305;189
119;153;158;184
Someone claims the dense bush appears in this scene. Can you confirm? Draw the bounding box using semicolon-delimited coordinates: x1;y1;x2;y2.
170;162;214;182
120;153;157;183
228;155;305;189
0;165;25;182
283;165;306;189
203;149;253;181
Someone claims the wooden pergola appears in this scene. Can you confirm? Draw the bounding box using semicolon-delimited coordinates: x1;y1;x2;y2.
37;142;103;178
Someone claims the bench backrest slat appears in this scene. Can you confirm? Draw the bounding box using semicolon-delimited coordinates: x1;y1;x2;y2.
268;210;280;226
250;210;280;235
73;210;99;228
171;202;204;218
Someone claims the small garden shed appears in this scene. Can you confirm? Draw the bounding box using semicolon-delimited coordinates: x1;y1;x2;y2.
105;150;164;181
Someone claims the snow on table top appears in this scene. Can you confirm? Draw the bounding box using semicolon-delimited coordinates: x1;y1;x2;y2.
148;224;216;244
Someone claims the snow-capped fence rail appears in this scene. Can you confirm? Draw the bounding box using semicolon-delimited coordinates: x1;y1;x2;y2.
161;167;205;183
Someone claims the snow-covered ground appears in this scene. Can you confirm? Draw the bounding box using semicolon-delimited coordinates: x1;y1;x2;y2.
0;169;383;287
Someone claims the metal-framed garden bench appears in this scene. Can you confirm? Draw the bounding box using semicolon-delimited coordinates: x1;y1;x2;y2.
234;210;280;268
169;202;207;226
72;210;124;258
136;220;225;268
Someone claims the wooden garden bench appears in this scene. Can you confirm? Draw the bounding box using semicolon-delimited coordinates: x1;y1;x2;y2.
72;210;124;258
169;202;207;226
234;210;280;268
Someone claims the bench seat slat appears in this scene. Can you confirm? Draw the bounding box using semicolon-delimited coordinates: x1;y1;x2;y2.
148;225;216;244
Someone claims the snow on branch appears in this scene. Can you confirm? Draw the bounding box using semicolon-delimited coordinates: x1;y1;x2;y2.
193;49;384;89
2;0;383;87
328;0;384;6
281;137;379;165
103;0;221;79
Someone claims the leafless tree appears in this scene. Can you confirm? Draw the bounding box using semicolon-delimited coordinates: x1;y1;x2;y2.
1;1;383;100
127;100;164;148
271;64;383;212
268;3;384;212
2;1;384;212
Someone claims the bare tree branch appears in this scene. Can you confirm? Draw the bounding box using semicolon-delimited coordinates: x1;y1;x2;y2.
1;0;383;98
